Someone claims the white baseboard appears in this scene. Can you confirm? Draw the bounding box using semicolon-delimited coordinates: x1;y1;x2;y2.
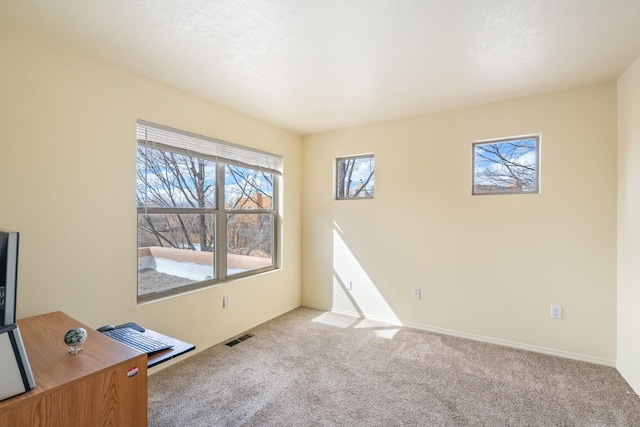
300;303;615;367
402;320;615;367
616;364;640;395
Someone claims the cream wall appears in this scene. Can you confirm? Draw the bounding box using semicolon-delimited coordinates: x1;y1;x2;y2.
302;83;618;365
0;23;302;355
617;55;640;392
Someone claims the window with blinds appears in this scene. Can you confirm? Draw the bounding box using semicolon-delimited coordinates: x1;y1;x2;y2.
136;121;281;301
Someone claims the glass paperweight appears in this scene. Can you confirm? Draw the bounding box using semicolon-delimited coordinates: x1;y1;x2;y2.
64;327;88;354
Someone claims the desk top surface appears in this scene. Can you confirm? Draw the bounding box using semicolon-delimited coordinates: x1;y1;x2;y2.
1;311;146;409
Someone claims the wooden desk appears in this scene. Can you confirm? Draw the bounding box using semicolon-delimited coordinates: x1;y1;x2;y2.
0;312;147;427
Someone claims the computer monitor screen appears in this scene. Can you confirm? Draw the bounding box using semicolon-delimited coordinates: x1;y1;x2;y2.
0;229;19;327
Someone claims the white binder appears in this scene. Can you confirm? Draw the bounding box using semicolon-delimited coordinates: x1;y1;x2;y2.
0;323;36;401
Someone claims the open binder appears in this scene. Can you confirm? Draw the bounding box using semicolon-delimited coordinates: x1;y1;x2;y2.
0;323;36;401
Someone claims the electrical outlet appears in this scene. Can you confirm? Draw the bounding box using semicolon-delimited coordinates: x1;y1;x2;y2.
550;305;562;319
413;288;421;300
223;295;230;308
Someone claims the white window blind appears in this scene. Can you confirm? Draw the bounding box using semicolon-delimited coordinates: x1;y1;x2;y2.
137;120;283;175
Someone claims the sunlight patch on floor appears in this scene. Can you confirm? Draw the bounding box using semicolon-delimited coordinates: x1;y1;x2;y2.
311;311;359;328
374;328;400;339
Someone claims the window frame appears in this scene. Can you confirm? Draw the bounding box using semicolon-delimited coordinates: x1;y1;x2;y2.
472;135;540;196
335;154;375;200
136;121;281;302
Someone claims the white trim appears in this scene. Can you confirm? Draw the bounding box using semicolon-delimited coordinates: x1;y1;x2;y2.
617;364;640;394
402;320;615;367
300;304;615;367
300;302;331;311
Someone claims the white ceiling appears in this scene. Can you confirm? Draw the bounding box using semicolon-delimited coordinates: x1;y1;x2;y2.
2;1;640;134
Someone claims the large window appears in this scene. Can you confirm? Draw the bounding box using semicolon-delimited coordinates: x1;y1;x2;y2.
136;121;281;301
472;135;540;195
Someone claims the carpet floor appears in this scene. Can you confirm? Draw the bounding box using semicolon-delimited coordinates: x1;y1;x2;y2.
148;307;640;426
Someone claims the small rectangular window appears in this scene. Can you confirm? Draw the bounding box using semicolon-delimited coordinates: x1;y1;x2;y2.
473;135;540;195
336;155;375;199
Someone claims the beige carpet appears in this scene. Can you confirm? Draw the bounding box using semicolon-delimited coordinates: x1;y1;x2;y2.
148;307;640;426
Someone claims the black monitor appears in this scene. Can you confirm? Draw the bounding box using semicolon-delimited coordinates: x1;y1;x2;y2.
0;229;19;327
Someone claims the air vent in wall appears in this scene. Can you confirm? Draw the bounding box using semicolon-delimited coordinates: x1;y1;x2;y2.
225;333;253;347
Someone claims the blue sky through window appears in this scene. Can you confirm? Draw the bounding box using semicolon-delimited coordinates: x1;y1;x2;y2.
473;137;538;194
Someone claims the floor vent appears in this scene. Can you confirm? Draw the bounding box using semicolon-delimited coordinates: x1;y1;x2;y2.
226;334;253;347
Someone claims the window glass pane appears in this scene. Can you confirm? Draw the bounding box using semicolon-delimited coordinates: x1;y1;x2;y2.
225;165;273;210
226;213;274;276
336;156;375;199
137;122;281;301
137;145;216;208
137;213;215;296
473;137;539;195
